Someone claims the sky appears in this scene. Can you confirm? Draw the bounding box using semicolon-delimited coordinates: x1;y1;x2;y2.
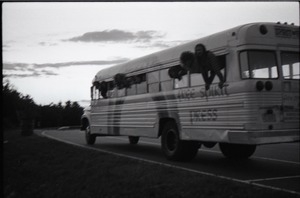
2;2;299;107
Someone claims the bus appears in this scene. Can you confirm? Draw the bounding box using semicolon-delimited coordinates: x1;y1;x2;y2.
81;22;299;161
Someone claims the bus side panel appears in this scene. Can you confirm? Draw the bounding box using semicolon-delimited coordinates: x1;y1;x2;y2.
176;83;247;142
90;94;165;138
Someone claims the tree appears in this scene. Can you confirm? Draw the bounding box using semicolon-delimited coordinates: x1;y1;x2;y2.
3;80;84;129
2;81;38;129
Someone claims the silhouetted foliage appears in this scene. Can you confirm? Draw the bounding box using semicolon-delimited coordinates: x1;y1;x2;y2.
2;82;23;128
2;80;84;129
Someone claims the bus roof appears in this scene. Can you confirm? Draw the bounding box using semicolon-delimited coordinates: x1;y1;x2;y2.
93;22;299;83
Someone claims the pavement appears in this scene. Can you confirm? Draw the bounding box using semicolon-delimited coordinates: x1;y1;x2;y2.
37;129;300;195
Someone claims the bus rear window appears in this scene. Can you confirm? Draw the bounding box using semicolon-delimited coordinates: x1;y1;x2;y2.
281;52;300;79
240;50;278;79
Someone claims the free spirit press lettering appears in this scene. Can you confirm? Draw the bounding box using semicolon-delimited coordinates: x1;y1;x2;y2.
177;84;229;101
190;109;218;123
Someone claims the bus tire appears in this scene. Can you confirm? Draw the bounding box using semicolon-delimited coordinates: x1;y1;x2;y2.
85;125;96;145
219;143;256;159
128;136;139;145
161;121;198;161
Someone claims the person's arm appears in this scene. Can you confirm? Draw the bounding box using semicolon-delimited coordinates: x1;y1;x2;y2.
202;71;211;90
208;53;225;88
215;70;225;88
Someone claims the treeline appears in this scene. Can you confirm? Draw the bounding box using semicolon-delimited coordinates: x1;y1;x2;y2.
2;81;84;129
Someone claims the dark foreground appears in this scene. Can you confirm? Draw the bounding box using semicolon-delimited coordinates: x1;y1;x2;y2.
3;129;299;198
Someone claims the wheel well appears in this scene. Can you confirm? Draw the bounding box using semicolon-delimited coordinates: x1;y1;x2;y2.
81;118;89;131
158;118;176;137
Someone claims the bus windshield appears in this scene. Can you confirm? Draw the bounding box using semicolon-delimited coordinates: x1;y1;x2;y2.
240;50;278;79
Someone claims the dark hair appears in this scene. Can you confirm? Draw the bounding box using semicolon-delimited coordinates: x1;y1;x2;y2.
100;81;108;98
93;81;100;89
114;73;128;89
180;51;194;65
195;43;206;52
168;65;187;79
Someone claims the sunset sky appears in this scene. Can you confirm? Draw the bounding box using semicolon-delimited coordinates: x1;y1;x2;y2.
2;2;299;107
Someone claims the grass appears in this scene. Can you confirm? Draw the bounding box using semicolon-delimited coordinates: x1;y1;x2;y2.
3;129;299;198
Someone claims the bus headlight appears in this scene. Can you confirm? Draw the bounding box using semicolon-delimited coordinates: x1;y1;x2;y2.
256;81;264;91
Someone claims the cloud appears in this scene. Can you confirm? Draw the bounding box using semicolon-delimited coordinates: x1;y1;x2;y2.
2;43;12;52
65;29;164;43
32;59;129;69
3;58;129;70
2;40;16;50
3;70;58;78
3;44;10;48
3;63;29;71
38;42;58;47
3;58;129;78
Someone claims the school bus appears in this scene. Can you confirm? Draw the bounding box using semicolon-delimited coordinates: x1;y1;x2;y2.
81;22;299;161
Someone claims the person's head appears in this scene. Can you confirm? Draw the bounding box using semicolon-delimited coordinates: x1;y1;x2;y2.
195;44;206;57
114;73;126;89
180;51;194;71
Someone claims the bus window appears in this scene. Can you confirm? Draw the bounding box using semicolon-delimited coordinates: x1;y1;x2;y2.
240;51;250;78
191;73;205;86
149;83;159;93
125;74;147;95
175;74;188;88
240;50;278;79
118;88;126;97
281;52;300;79
91;85;101;100
96;87;100;99
148;71;160;93
160;69;173;91
160;69;171;81
137;82;147;94
136;74;147;94
148;71;159;83
161;81;173;91
127;84;136;96
90;86;95;100
107;81;114;90
107;81;115;98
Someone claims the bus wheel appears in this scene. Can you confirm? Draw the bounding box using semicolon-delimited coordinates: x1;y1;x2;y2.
219;143;256;159
128;136;139;145
85;125;96;145
161;121;198;161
